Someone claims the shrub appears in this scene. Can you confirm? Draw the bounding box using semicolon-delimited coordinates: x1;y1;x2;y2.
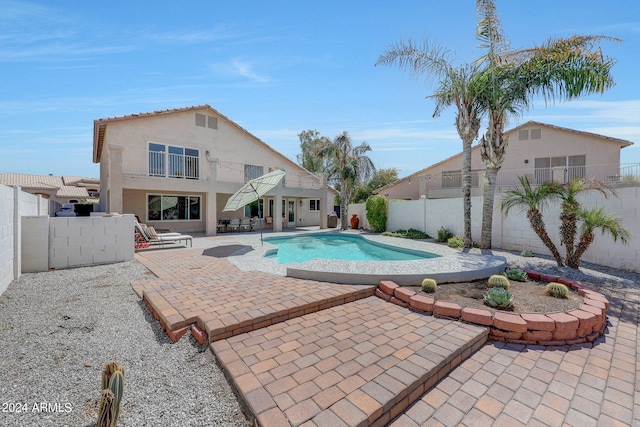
421;278;437;293
483;288;514;310
505;268;528;282
382;228;431;239
487;274;510;290
447;235;464;248
520;250;535;257
546;282;569;298
366;195;388;233
437;227;454;243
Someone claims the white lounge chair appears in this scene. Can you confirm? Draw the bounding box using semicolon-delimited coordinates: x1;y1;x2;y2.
240;217;251;232
228;218;241;232
134;223;192;249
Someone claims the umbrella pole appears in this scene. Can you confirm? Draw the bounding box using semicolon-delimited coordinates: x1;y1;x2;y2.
250;183;264;246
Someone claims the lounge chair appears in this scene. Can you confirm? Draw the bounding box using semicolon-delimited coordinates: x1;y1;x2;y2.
134;222;192;249
240;217;251;232
250;216;259;231
228;218;241;232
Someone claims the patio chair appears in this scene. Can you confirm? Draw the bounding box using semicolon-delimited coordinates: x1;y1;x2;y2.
228;218;241;232
240;217;251;232
265;216;273;229
134;222;193;249
250;216;259;231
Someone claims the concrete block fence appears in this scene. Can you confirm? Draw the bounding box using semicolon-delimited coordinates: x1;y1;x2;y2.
375;270;609;346
351;185;640;272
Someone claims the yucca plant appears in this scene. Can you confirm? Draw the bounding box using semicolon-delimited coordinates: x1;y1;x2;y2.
487;274;510;290
421;278;437;293
97;361;125;427
504;268;528;282
483;288;514;310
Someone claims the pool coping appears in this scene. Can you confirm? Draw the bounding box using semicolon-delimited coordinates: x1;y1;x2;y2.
228;230;507;285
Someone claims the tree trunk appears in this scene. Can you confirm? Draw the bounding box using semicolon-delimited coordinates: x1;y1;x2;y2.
559;203;578;265
340;189;348;230
527;209;564;266
567;233;594;269
462;139;473;248
480;166;498;248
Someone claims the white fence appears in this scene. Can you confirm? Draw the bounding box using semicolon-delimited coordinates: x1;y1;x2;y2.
1;184;135;296
351;186;640;272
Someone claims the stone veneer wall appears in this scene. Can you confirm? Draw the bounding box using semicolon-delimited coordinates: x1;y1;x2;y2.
375;270;608;346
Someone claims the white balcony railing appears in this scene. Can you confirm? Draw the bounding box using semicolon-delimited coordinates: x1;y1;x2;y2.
121;149;324;190
419;163;640;191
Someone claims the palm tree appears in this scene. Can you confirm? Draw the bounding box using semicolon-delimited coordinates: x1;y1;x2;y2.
553;179;613;264
501;175;564;266
568;207;630;269
320;132;375;230
376;40;485;247
475;0;618;248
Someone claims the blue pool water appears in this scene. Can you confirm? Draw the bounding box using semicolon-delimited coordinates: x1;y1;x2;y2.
264;234;440;264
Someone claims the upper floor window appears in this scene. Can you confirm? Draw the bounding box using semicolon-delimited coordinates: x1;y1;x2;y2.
148;143;199;179
244;164;264;181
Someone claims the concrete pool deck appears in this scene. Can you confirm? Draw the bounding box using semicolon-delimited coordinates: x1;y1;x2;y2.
224;229;507;285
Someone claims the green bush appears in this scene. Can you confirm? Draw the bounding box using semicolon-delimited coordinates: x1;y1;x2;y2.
447;235;464;248
382;228;431;239
365;195;388;233
487;274;510;290
520;250;535;257
437;227;454;243
505;268;528;282
483;288;514;310
421;278;437;293
546;282;569;298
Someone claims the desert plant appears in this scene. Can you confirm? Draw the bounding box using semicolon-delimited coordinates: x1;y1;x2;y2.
520;250;534;257
504;268;528;282
447;235;464;248
421;278;437;293
487;274;510;290
546;282;569;299
366;195;388;233
382;228;431;239
483;288;514;310
437;227;454;243
97;361;125;427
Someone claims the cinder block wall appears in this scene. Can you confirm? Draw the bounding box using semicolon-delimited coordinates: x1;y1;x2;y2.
0;186;15;294
48;215;134;270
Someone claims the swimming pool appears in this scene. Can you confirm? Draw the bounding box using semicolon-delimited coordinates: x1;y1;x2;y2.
264;233;440;264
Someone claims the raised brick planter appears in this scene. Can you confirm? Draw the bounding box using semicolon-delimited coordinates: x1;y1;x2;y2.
375;269;609;346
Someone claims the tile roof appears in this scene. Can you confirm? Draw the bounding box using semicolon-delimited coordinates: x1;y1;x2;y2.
0;173;95;199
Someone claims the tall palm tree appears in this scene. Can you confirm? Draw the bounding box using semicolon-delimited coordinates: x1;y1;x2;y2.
376;40;485;247
321;132;375;230
475;0;618;248
568;207;630;269
501;175;564;266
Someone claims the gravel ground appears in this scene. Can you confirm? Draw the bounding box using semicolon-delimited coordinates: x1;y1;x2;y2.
0;247;637;427
0;261;250;427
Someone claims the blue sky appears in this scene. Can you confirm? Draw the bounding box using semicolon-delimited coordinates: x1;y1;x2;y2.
1;0;639;179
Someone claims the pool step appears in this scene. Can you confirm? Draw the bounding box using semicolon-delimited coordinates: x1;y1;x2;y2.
212;296;488;426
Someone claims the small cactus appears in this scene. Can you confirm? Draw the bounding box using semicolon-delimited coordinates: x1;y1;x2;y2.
520;250;534;257
97;361;125;427
421;278;437;293
483;288;514;310
546;282;569;299
505;268;528;282
487;274;510;290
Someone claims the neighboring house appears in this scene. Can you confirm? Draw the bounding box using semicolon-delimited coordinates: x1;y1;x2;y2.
0;173;100;204
375;121;635;200
92;105;334;235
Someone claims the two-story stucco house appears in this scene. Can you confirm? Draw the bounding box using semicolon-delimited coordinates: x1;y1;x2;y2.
93;105;333;235
375;121;635;200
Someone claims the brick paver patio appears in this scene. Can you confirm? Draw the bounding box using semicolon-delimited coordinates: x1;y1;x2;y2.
132;240;639;426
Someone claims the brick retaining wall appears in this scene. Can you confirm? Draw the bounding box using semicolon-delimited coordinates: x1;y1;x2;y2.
376;269;609;346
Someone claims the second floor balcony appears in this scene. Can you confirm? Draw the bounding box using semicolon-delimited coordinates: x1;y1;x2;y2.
120;148;324;190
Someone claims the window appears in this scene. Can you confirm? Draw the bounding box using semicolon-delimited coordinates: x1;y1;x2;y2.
440;170;480;188
147;195;201;221
244;164;264;181
310;200;320;211
519;130;529;141
534;155;585;184
148;143;199;179
530;128;541;139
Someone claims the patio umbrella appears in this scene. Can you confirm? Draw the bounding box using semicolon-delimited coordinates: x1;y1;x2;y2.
222;169;286;244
